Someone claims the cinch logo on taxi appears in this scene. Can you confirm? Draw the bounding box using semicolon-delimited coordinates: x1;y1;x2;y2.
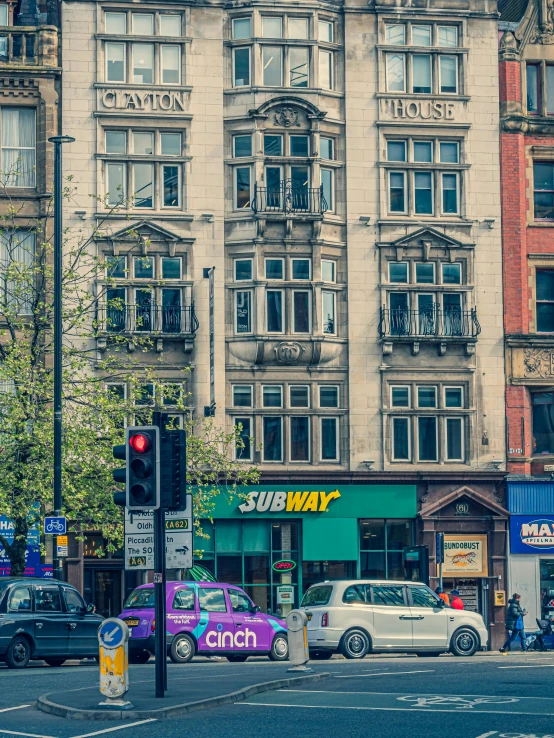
238;489;341;514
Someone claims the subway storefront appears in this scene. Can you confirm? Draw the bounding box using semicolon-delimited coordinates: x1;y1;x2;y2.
193;484;416;614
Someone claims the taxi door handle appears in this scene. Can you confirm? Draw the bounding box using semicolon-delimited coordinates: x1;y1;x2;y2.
36;622;43;629
68;622;77;630
235;622;243;627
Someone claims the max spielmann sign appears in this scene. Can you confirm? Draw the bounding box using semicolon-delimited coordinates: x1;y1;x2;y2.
100;89;187;112
510;516;554;554
442;535;489;577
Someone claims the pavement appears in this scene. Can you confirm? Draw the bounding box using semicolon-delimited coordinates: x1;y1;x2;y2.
1;652;554;737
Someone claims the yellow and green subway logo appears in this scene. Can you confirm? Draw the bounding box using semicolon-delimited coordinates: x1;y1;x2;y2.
238;489;341;514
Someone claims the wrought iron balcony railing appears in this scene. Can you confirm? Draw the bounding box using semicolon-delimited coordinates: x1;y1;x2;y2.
252;180;327;215
0;26;59;67
98;303;199;335
378;307;481;339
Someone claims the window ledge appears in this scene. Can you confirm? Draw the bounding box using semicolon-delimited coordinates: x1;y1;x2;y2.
529;222;554;228
224;86;343;98
93;211;194;221
377;218;473;228
376;92;470;102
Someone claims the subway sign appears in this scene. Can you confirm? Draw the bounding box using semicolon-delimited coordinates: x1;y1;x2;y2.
510;516;554;554
239;489;341;514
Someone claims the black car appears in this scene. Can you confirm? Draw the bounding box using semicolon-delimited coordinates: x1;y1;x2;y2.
0;577;103;668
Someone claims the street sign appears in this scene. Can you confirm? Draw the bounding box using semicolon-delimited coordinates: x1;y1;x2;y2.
57;535;68;557
98;617;132;709
99;619;127;649
44;516;66;535
124;495;192;570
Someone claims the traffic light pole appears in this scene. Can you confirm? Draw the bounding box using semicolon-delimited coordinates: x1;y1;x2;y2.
153;411;167;698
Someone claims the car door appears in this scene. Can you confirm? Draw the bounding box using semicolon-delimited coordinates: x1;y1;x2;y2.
195;586;235;653
62;586;100;658
408;585;450;649
4;584;34;651
369;584;413;648
228;588;269;651
33;584;70;657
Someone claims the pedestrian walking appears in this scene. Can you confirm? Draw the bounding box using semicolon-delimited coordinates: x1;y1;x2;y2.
436;587;450;606
450;589;464;610
500;593;528;653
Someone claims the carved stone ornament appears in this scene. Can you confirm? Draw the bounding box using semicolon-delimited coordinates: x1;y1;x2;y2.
532;0;554;43
524;348;554;377
274;341;305;363
274;107;299;128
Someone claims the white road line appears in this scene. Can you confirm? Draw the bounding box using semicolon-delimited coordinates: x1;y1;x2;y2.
237;701;554;716
335;669;434;678
475;733;498;738
0;731;56;738
498;664;554;669
0;706;30;713
70;720;157;738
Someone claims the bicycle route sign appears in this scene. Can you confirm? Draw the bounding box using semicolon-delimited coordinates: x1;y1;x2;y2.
124;494;193;571
44;517;67;535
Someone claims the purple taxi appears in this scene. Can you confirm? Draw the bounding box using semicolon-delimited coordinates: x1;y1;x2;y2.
119;581;289;664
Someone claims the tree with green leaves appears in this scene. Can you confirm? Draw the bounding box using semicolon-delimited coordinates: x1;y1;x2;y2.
0;179;258;576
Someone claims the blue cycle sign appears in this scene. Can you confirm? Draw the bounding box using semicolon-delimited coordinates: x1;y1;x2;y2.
510;516;554;553
44;517;67;535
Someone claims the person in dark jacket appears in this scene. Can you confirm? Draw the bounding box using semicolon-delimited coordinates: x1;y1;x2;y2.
500;594;527;653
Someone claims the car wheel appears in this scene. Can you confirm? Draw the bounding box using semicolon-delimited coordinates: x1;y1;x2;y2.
268;634;289;661
129;650;150;665
6;636;31;669
169;634;195;664
340;629;370;659
44;658;66;667
309;651;333;661
450;628;479;657
226;655;249;663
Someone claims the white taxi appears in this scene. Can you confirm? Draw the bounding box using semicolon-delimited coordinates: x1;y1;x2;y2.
300;579;488;660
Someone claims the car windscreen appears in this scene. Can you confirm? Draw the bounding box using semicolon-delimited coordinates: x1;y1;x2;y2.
124;588;155;609
301;585;333;607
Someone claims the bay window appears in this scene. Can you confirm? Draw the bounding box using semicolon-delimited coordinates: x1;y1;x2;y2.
235;167;251;209
233;47;251;86
263;46;283;86
235;291;252;333
235;417;252;460
323;291;336;334
233;385;253;407
290;385;309;408
320;417;339;461
290;416;310;461
267;290;283;332
292;291;310;332
263;416;283;461
263;385;282;408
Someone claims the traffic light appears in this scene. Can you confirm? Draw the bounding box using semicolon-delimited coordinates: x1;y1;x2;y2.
126;426;160;510
159;428;186;511
112;442;127;508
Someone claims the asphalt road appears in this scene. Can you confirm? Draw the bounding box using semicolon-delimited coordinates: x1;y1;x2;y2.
2;653;554;738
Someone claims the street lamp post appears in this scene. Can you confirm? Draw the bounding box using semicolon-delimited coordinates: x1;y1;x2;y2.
48;135;75;581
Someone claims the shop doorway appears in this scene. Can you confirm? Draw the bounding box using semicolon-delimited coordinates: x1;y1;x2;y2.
442;578;486;618
84;568;123;618
540;560;554;619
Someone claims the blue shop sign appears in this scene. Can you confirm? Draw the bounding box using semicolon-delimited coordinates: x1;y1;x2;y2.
0;514;43;576
510;515;554;554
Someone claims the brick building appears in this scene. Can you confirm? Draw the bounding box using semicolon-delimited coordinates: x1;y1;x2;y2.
500;0;554;625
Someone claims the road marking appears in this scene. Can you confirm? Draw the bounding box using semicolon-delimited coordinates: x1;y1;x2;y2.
335;669;434;678
498;664;554;669
70;720;157;738
0;706;31;713
0;731;56;738
238;701;554;716
474;733;497;737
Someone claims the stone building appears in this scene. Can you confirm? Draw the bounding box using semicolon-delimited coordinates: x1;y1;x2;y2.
61;0;506;646
499;0;554;630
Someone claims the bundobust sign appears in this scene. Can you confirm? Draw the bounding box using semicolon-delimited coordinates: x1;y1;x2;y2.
442;535;488;577
380;98;462;122
100;89;187;112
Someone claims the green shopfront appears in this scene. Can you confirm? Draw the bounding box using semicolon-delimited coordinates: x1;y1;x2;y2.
193;484;416;615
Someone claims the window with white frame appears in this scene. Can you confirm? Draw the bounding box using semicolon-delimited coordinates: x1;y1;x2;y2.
386;137;462;217
103;129;183;210
0;230;35;313
234;417;253;460
384;22;460;95
1;108;36;188
234;258;253;281
389;382;467;463
235;290;252;333
230;12;336;90
104;10;183;85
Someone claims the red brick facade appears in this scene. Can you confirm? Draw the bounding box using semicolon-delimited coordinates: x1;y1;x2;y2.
500;38;554;474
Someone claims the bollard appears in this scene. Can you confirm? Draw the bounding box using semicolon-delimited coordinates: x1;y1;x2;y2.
286;609;313;673
97;618;133;710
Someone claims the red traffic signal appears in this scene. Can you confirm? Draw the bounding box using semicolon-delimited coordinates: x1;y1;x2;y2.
129;432;152;454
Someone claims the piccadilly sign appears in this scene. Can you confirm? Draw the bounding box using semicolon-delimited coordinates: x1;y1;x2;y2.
238;489;341;514
510;517;554;554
